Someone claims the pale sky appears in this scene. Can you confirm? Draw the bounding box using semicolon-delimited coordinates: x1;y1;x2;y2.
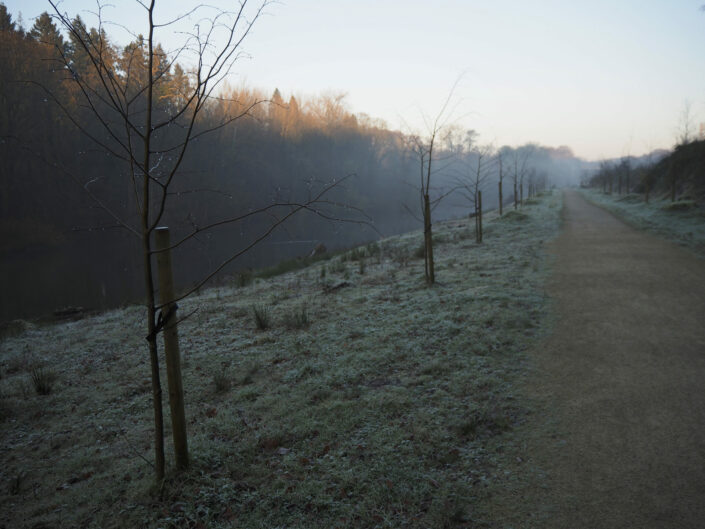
7;0;705;160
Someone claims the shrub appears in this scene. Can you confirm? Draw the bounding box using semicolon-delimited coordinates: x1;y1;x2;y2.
252;304;271;331
30;367;56;395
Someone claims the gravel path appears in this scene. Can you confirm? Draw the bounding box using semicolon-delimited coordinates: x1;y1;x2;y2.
525;190;705;528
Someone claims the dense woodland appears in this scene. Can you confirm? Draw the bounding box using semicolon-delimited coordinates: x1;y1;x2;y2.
0;5;605;320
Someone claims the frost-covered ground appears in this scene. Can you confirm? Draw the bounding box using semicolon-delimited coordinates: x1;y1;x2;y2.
0;191;562;529
581;189;705;257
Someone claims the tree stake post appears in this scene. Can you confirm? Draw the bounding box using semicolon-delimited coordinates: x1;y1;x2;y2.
154;227;189;470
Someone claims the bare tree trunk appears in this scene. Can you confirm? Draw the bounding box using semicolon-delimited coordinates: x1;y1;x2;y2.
498;180;503;216
476;190;483;243
513;180;518;210
143;238;165;481
142;2;165;482
520;181;524;206
498;157;503;216
499;180;502;217
423;194;434;285
155;227;189;470
474;196;479;242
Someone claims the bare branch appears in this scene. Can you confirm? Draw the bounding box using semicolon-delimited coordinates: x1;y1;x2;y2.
161;179;372;307
155;175;368;253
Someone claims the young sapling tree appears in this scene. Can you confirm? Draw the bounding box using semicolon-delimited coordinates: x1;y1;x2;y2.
44;0;367;481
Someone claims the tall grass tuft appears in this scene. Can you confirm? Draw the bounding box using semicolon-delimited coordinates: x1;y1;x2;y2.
30;367;56;395
252;304;271;331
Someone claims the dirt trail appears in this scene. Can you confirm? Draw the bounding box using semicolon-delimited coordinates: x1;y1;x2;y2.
525;190;705;528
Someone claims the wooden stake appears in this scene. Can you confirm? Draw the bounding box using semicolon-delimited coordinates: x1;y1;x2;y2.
154;227;189;470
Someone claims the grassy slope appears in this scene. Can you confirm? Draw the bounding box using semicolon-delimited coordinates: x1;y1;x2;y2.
580;189;705;257
0;192;562;529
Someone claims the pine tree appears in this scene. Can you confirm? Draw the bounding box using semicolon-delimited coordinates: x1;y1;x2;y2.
28;12;67;54
269;88;285;132
0;3;16;32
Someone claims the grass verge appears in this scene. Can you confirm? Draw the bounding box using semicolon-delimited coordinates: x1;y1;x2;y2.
580;189;705;257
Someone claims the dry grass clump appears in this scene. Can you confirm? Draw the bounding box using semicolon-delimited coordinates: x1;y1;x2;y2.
252;304;271;330
30;366;56;395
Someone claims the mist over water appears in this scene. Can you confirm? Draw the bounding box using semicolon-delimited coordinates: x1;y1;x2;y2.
1;134;593;321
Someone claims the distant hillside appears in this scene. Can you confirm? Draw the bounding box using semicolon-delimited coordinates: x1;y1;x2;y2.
644;140;705;200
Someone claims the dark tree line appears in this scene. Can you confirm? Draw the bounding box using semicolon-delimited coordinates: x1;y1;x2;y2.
0;5;420;320
586;141;705;203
